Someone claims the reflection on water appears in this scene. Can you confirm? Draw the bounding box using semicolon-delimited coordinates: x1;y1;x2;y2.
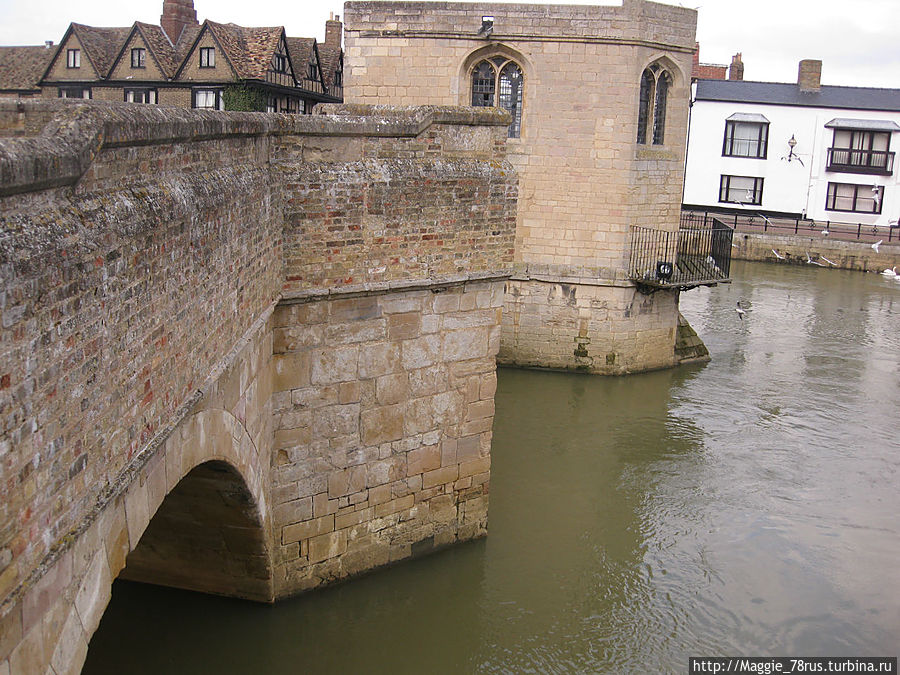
84;261;900;673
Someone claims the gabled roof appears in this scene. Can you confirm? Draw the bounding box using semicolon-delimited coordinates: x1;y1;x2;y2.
134;22;181;77
695;79;900;113
286;37;315;76
70;23;132;77
318;42;342;90
0;46;55;91
173;23;202;64
205;22;285;81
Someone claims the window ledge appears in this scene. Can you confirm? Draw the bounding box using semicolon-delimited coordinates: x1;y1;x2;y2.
635;145;678;161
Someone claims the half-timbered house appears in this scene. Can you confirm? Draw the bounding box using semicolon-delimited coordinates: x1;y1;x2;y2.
27;0;342;112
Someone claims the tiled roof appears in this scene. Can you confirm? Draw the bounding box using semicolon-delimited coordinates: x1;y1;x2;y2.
0;46;54;91
695;79;900;113
205;22;284;81
174;23;202;63
318;43;342;90
134;22;180;77
286;37;315;78
71;24;132;77
239;26;284;80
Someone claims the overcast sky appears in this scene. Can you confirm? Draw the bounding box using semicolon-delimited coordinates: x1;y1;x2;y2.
1;0;898;89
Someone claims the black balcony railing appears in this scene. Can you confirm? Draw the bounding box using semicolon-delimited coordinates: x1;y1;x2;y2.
826;147;894;175
629;220;733;290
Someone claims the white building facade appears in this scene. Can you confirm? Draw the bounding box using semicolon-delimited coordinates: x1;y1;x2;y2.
684;60;900;228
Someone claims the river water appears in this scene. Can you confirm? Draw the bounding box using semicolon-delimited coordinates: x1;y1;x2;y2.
84;260;900;673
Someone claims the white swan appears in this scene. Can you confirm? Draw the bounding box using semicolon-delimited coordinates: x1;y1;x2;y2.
881;266;897;277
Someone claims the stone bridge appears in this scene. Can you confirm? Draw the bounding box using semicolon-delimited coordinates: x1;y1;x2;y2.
0;100;517;673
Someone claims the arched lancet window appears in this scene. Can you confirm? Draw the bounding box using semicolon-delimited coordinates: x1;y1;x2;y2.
471;57;523;138
637;64;672;145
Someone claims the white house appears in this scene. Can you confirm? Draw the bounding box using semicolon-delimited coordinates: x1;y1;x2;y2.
684;59;900;228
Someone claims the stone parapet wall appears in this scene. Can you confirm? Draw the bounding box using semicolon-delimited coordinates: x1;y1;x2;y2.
0;103;283;624
731;232;900;271
344;0;696;47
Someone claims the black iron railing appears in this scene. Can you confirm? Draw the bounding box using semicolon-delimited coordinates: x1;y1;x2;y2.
826;148;894;175
682;208;899;243
629;220;733;290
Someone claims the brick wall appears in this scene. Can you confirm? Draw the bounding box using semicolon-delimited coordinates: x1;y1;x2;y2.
0;102;283;616
0;99;516;673
276;105;516;292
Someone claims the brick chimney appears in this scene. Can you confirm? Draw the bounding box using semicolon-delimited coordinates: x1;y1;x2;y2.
325;13;342;49
161;0;198;44
728;53;744;81
798;59;822;92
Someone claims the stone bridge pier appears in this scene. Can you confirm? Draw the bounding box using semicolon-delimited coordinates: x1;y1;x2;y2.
0;100;517;673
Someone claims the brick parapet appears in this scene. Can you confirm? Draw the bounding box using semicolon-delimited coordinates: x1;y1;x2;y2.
0;99;516;671
0;99;512;197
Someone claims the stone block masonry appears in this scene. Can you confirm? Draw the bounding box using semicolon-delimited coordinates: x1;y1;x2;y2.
0;99;515;674
343;0;701;375
270;281;500;592
501;264;681;374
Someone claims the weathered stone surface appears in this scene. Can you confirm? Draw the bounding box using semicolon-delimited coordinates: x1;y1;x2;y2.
360;404;405;445
0;100;512;674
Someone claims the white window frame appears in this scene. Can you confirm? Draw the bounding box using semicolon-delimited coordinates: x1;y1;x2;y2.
124;88;158;104
67;49;80;68
192;88;223;110
199;47;215;68
58;87;91;99
131;48;146;69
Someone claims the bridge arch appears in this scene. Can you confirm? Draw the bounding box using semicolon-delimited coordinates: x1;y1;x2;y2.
119;458;274;603
7;408;274;674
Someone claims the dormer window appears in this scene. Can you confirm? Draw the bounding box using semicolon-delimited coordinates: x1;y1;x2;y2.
67;49;80;68
131;48;146;69
273;53;287;73
307;62;317;81
200;47;215;68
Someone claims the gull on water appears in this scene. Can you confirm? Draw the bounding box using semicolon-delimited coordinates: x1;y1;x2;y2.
735;301;746;321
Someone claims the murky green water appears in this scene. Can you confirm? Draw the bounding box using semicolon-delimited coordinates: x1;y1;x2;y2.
84;261;900;673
